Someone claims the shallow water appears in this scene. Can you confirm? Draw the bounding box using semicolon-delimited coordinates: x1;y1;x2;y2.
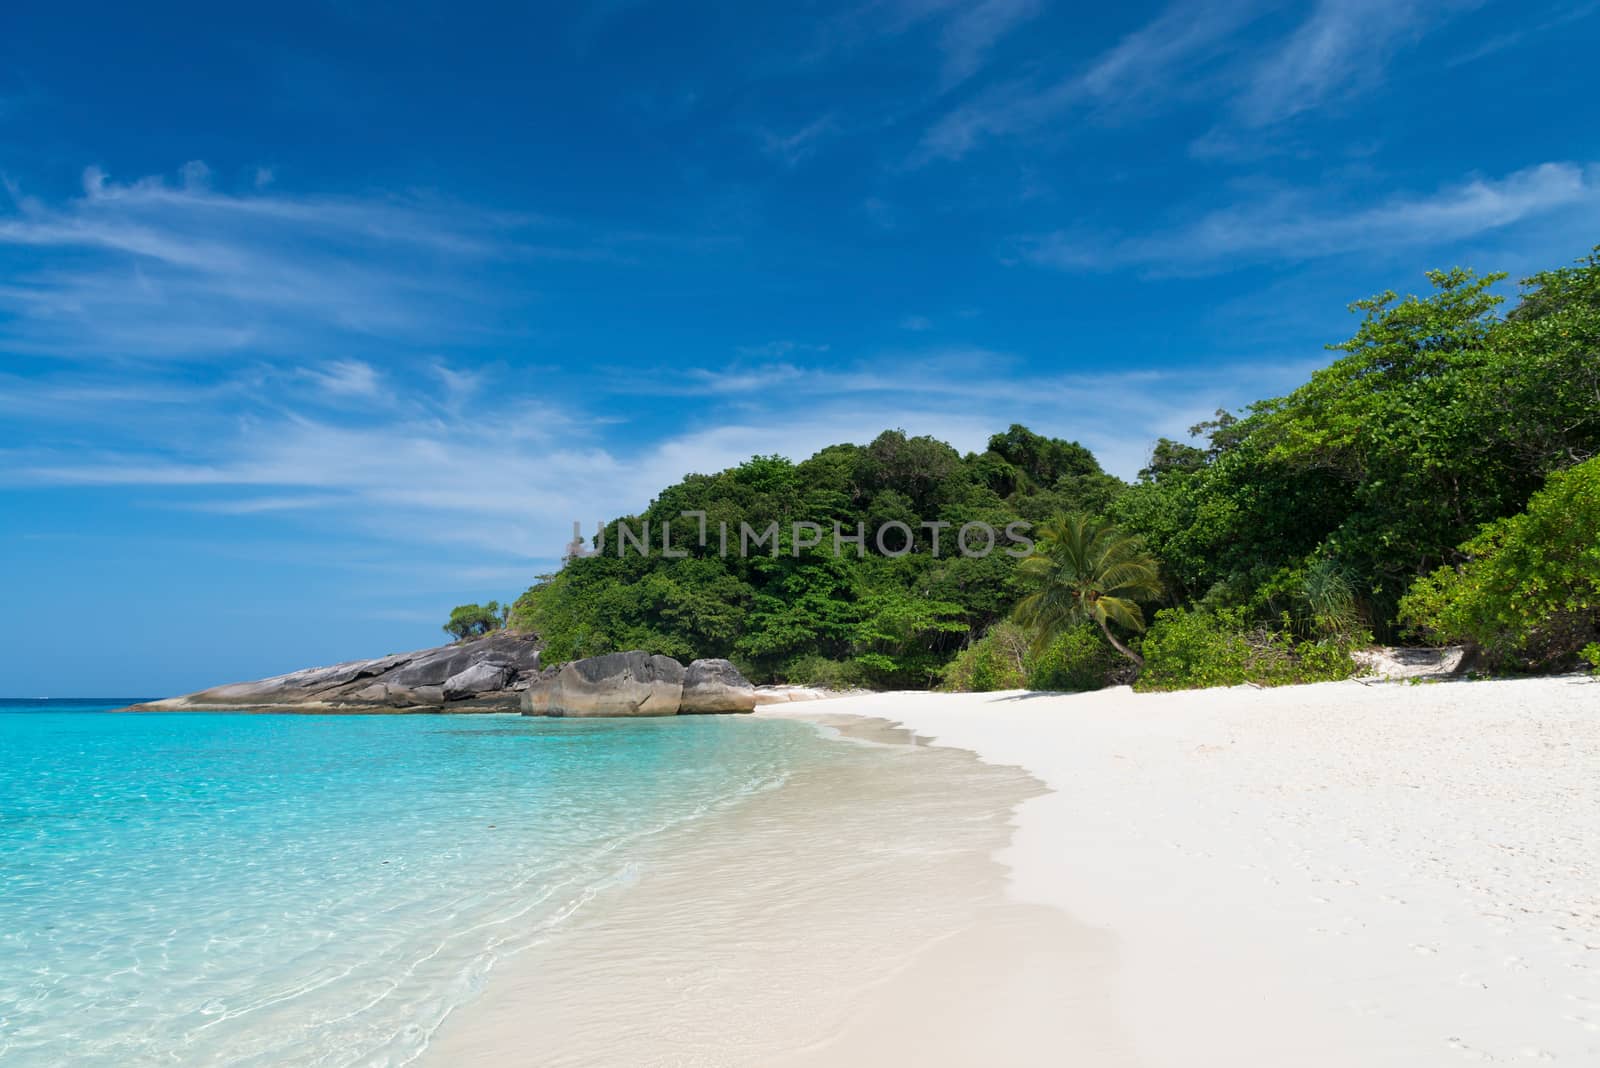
0;704;857;1066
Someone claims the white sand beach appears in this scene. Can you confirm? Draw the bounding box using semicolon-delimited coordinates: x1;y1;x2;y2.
777;676;1600;1066
426;675;1599;1066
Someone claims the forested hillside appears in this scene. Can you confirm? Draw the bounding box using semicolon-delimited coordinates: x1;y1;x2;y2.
501;250;1600;690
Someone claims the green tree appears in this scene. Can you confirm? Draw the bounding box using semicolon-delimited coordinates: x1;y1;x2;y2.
1014;514;1163;666
443;602;504;641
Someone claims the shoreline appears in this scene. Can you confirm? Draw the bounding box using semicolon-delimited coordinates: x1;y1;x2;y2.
419;712;1127;1066
764;676;1600;1066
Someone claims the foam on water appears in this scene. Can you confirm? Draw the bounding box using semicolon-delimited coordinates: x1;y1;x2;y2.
0;704;835;1066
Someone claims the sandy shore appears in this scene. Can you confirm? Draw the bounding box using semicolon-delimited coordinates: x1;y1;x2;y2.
769;676;1600;1066
424;675;1598;1066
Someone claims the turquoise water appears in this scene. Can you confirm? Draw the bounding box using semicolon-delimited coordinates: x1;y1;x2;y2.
0;702;835;1066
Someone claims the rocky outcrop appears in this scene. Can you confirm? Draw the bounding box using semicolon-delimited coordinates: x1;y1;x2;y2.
442;660;515;701
521;653;760;716
123;632;543;713
126;640;792;717
520;651;685;717
680;658;758;713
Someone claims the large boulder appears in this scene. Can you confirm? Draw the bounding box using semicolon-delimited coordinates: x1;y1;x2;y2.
522;651;685;717
679;659;757;714
442;660;514;700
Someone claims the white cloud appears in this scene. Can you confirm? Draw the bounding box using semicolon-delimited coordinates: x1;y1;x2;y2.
1022;161;1600;271
3;337;1317;578
734;339;832;359
298;360;384;398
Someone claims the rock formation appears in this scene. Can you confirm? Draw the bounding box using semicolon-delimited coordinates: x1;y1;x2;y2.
679;658;759;713
125;640;790;717
521;651;685;717
123;632;543;713
521;652;758;717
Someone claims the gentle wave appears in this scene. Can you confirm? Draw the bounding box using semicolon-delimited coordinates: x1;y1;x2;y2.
0;710;823;1066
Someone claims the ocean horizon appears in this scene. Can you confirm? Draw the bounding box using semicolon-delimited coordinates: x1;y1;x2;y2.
0;699;154;709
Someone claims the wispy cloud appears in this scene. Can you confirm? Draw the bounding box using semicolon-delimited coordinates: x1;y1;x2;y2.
807;0;1042;91
605;348;1319;480
915;2;1255;162
916;0;1481;163
3;335;1316;571
757;115;839;167
1442;0;1599;68
935;0;1043;88
734;339;832;359
1232;0;1474;127
297;359;384;398
0;162;562;363
1021;161;1600;272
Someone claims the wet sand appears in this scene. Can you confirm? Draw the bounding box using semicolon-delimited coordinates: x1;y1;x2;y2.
421;716;1128;1066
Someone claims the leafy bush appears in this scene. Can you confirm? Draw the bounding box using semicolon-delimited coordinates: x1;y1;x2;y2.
779;655;870;691
1028;625;1126;691
1134;609;1252;690
1135;608;1363;692
940;622;1030;692
941;621;1122;693
1399;457;1600;670
1581;643;1600;675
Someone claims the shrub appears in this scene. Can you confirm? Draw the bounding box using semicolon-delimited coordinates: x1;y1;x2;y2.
1135;608;1363;692
1135;609;1252;690
941;621;1123;693
779;655;870;691
1028;625;1126;692
1581;643;1600;675
940;622;1030;692
1399;457;1600;670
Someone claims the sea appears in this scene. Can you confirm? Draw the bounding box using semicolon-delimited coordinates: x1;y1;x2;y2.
0;700;857;1066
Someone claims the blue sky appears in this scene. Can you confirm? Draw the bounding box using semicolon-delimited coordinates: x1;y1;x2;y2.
3;0;1599;695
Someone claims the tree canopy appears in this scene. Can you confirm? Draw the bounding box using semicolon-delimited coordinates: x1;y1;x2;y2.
443;602;506;641
495;247;1600;687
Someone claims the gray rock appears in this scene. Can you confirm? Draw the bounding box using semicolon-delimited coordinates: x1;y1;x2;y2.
680;659;757;713
123;632;543;713
522;651;685;717
521;667;559;715
443;660;514;700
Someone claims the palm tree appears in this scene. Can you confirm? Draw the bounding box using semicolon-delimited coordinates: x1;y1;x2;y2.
1014;514;1163;667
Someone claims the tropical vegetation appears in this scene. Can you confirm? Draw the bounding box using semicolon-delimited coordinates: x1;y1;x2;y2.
456;248;1600;691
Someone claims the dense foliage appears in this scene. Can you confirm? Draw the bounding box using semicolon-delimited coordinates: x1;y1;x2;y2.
1399;457;1600;670
495;248;1600;690
509;426;1117;687
1134;608;1365;692
1111;252;1599;644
